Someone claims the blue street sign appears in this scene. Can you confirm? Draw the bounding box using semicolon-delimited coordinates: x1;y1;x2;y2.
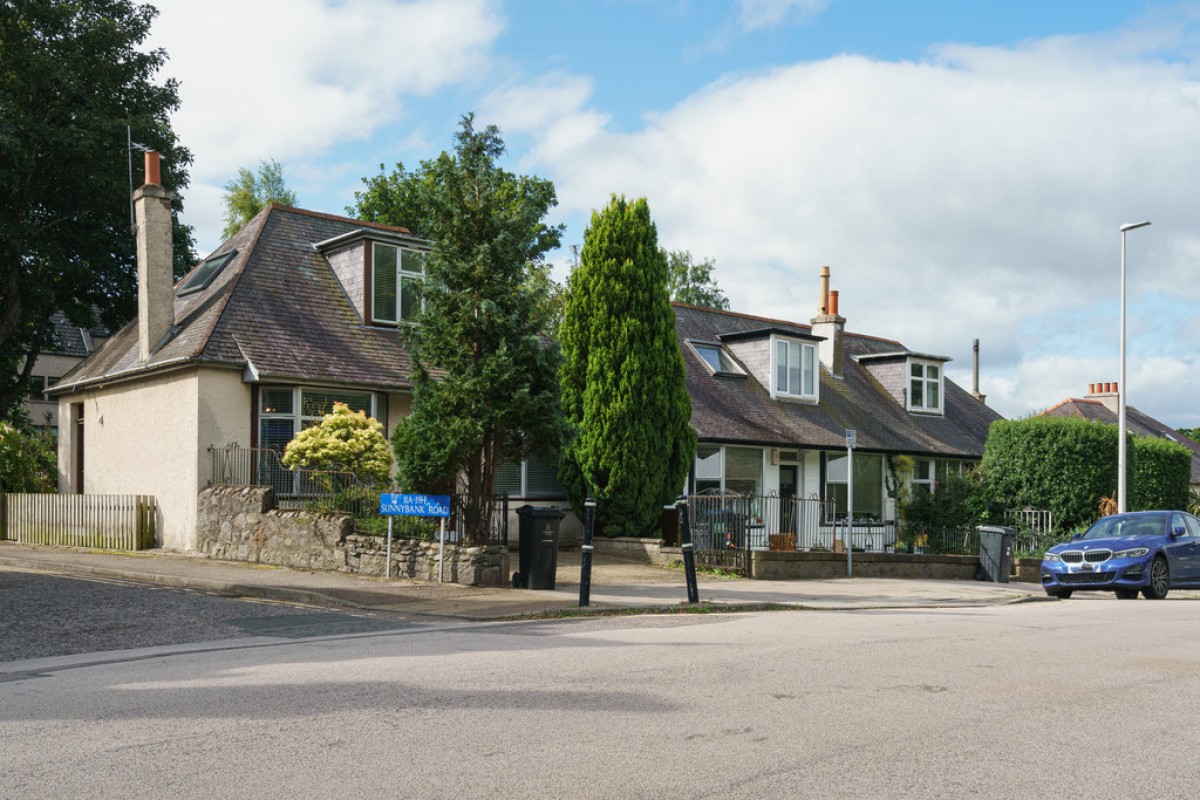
379;493;451;518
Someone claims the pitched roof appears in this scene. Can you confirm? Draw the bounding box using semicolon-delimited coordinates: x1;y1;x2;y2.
675;303;1002;458
46;311;109;358
56;206;416;393
1042;398;1200;485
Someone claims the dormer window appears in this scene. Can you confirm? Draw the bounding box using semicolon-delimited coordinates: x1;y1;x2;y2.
773;336;817;401
688;341;744;376
909;360;942;413
371;242;425;325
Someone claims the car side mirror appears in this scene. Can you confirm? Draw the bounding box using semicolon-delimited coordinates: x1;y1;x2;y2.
1071;533;1082;541
1173;526;1187;538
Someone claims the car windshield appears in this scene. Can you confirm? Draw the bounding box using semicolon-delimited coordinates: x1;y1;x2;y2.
1081;514;1166;540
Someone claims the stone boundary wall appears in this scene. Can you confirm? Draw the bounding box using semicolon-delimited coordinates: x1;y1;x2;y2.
196;485;508;587
601;538;987;581
748;549;980;581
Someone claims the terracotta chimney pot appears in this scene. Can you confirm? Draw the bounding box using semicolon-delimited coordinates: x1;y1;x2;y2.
144;151;161;186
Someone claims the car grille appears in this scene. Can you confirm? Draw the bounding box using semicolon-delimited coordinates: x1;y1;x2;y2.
1059;572;1115;585
1060;549;1112;564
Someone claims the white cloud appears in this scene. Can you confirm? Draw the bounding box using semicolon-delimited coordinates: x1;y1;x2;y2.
506;25;1200;423
737;0;830;31
148;0;503;250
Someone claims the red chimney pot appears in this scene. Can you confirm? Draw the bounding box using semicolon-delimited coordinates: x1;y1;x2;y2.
144;151;161;187
829;290;839;316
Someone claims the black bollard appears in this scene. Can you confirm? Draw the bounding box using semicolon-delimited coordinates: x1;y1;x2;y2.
677;495;699;604
579;497;596;607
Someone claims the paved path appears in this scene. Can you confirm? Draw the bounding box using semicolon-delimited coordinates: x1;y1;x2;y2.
0;540;1048;619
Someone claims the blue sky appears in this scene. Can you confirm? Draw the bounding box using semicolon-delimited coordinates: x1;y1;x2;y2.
148;0;1200;426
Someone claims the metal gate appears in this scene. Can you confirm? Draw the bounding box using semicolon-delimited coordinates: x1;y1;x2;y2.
686;491;834;576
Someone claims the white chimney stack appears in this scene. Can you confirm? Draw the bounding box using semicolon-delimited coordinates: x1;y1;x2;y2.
134;151;175;361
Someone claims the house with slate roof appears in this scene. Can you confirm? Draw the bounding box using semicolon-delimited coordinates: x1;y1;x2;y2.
675;266;1002;540
19;311;109;436
1040;383;1200;491
52;153;429;550
53;152;1001;553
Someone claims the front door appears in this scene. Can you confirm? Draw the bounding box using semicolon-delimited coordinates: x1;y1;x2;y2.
779;464;798;534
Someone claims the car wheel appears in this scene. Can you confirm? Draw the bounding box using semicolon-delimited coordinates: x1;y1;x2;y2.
1047;589;1072;599
1142;556;1170;600
1115;588;1139;600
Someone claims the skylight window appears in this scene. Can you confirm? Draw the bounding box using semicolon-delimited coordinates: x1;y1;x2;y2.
178;250;236;296
689;341;743;375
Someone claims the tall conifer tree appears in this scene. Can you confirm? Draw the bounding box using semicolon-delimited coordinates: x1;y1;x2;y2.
382;116;565;546
559;196;696;536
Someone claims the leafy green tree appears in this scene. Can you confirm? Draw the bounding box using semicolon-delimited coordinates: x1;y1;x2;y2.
664;249;730;310
0;0;194;420
559;196;696;536
0;419;57;493
282;403;392;483
221;159;298;238
351;161;431;238
368;115;566;546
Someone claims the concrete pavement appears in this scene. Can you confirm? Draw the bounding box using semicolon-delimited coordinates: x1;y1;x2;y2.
0;540;1048;620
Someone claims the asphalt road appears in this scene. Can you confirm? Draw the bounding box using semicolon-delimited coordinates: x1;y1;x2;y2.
0;567;413;662
3;585;1200;799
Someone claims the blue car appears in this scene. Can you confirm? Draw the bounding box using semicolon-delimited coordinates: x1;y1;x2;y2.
1041;510;1200;599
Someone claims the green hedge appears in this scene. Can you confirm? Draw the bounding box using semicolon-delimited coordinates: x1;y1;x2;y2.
980;416;1190;531
1132;435;1191;512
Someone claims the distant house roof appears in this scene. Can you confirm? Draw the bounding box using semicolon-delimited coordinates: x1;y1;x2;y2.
55;206;418;394
1042;397;1200;485
47;311;109;358
675;303;1002;458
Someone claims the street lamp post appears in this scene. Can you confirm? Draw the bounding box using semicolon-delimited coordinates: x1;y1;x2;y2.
1118;220;1151;513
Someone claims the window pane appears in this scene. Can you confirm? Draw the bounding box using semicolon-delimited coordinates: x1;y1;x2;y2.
725;447;762;495
802;345;815;395
695;445;722;480
399;275;421;322
526;452;565;497
373;244;397;322
695;345;723;373
301;390;371;419
261;387;293;415
910;363;924;379
775;341;787;393
826;453;848;482
910;378;924;408
260;418;294;453
494;460;521;496
852;454;883;519
928;379;940;410
787;343;800;395
401;249;424;275
927;364;939;380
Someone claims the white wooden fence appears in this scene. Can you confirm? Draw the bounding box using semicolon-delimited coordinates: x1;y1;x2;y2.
0;493;157;550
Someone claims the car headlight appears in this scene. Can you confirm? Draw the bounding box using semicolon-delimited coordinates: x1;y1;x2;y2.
1043;552;1063;563
1113;547;1150;559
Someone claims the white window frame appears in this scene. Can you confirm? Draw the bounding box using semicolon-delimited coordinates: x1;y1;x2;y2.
370;242;426;326
259;386;378;448
771;336;818;401
907;359;943;413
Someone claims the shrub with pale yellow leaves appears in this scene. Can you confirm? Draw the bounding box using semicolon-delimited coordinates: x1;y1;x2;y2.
282;402;392;483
